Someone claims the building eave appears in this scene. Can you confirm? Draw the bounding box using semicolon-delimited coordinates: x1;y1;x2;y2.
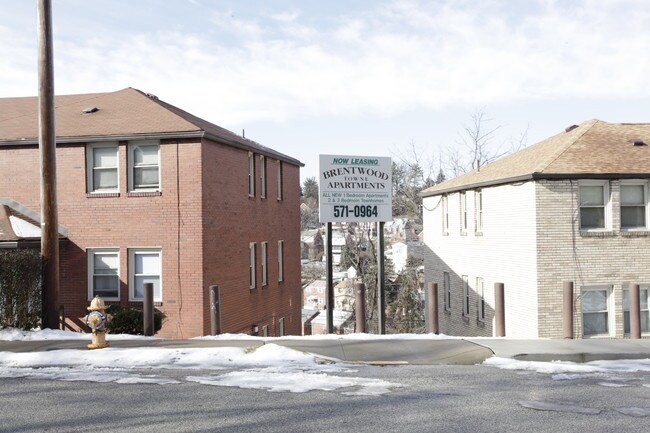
421;172;650;197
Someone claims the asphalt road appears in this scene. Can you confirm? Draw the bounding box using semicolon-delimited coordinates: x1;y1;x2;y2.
1;364;648;433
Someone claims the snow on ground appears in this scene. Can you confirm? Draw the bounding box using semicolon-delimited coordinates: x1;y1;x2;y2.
0;328;154;341
0;330;403;395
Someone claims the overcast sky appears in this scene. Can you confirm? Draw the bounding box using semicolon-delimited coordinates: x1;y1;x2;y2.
2;0;650;180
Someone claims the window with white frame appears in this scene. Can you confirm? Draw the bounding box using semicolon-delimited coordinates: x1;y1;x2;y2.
442;195;448;234
261;241;268;286
128;141;160;191
475;190;483;232
129;248;162;302
620;183;648;229
87;249;119;300
278;240;284;282
579;182;609;230
260;155;267;198
623;286;649;334
278;317;285;336
476;277;485;321
262;324;269;337
462;275;470;316
248;152;255;197
460;192;467;232
87;143;118;193
277;160;283;201
249;242;256;289
444;272;451;311
581;286;612;336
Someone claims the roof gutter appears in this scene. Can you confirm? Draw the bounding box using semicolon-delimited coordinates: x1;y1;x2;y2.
421;172;650;197
203;132;304;167
0;131;205;146
0;130;304;167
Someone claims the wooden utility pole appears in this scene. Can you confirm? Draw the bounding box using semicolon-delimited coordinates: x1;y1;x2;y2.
37;0;60;329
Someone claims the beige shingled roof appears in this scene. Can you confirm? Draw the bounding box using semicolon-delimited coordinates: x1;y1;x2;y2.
422;119;650;197
0;88;302;166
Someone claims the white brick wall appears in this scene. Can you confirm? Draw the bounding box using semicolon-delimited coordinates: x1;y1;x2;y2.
423;181;538;338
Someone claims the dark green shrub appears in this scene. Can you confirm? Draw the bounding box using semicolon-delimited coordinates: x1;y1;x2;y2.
105;304;165;335
0;249;42;329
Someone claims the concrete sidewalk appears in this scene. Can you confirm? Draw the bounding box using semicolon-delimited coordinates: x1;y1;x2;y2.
2;337;650;365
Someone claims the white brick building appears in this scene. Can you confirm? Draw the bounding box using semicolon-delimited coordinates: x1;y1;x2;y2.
422;120;650;338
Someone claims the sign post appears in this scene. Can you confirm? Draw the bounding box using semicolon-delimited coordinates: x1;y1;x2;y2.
319;154;392;333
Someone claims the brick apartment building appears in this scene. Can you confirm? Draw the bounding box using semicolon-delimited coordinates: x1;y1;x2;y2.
0;88;302;338
422;120;650;339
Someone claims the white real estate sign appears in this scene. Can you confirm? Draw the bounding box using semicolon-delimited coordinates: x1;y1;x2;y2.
318;154;392;222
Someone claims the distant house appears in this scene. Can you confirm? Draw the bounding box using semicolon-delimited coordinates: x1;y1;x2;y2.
422;120;650;339
0;88;303;338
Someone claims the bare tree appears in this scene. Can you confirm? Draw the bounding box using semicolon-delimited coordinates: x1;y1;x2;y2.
390;141;442;223
448;108;506;175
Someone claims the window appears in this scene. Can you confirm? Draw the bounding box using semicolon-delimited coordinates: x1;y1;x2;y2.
128;141;160;191
248;152;255;197
261;241;268;286
442;195;449;234
249;242;256;289
475;190;483;232
462;275;470;316
477;277;485;321
623;286;649;334
278;240;284;282
579;182;609;230
460;192;467;232
262;324;269;337
444;272;451;311
87;143;118;193
278;317;285;337
581;286;611;336
129;249;162;302
260;155;267;198
87;249;119;300
277;160;283;201
620;183;647;229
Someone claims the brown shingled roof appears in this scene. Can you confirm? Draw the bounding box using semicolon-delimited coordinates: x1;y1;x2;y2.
422;119;650;196
0;88;302;166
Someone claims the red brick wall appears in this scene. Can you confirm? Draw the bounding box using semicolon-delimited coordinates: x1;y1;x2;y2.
0;138;302;337
201;139;302;336
0;140;204;337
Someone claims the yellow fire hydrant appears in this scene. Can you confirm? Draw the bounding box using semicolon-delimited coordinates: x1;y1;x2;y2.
86;295;111;350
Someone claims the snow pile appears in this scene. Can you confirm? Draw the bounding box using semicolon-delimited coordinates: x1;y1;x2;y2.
484;357;650;375
0;343;402;395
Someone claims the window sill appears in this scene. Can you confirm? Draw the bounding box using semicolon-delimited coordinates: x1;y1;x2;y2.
620;230;650;237
444;308;451;315
476;319;486;328
127;191;162;197
460;231;467;236
462;315;470;323
87;192;120;198
442;231;449;236
474;231;483;237
579;230;615;238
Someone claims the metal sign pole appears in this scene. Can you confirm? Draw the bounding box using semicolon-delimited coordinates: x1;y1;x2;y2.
377;221;386;334
326;222;334;333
